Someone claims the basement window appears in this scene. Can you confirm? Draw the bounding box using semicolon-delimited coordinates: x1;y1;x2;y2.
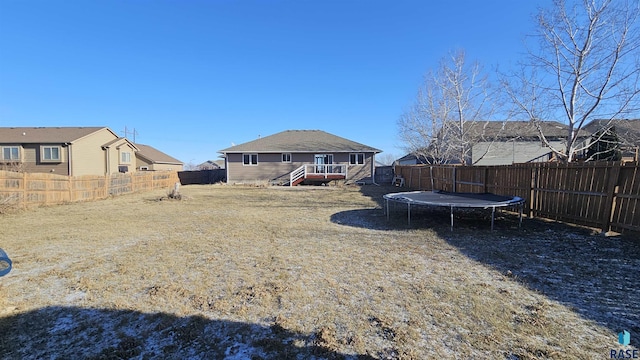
282;153;291;163
243;154;258;166
349;153;365;165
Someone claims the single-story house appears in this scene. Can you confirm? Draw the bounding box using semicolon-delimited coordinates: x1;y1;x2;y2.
0;127;138;176
219;130;382;185
470;121;590;165
134;143;183;171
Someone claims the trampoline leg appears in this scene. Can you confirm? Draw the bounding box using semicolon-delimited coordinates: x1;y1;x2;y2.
491;207;495;231
385;199;389;221
519;203;523;228
407;203;411;226
450;206;454;231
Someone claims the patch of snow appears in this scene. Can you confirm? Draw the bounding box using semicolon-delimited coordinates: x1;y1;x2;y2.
64;291;86;303
224;342;259;359
51;313;76;334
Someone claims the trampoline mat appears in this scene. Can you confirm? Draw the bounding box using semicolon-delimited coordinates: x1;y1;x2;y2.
384;190;523;208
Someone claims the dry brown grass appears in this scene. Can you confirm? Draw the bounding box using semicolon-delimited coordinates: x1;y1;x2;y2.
0;184;638;359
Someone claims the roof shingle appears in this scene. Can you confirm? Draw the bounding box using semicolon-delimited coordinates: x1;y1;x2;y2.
219;130;381;153
0;127;109;143
134;144;183;164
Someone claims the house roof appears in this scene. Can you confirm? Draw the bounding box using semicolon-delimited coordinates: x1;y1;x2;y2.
584;119;640;146
466;120;588;140
134;144;183;165
198;160;223;169
0;127;112;143
397;153;430;164
102;137;139;151
219;130;382;153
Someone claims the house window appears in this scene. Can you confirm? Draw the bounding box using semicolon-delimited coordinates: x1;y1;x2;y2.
282;153;291;163
243;154;258;166
42;146;61;162
350;153;365;165
2;146;20;161
121;151;132;164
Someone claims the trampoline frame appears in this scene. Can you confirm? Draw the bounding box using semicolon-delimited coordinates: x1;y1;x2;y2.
383;190;525;230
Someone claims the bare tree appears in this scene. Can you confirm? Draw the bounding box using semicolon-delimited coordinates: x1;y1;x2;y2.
376;153;397;166
504;0;640;162
398;50;496;165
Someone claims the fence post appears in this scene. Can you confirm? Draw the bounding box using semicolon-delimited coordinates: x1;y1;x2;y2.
429;166;434;191
529;164;537;218
418;167;421;190
483;167;488;193
69;176;73;202
409;167;414;188
22;172;28;208
601;162;621;234
452;167;457;193
104;174;109;198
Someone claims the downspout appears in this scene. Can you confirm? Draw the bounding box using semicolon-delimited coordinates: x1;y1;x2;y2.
65;143;72;176
225;154;229;183
104;146;110;175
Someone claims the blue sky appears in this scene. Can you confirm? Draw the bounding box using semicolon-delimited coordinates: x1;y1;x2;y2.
0;0;548;165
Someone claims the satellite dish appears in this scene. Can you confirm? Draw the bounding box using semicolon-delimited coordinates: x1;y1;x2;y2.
0;248;12;277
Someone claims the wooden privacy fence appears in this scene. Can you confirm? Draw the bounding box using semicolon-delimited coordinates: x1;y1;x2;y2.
395;162;640;234
0;170;180;208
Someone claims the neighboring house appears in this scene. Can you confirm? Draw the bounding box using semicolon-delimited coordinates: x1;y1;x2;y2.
134;144;183;171
0;127;138;176
197;160;224;170
470;121;590;165
219;130;381;185
584;119;640;161
396;153;430;166
395;152;463;165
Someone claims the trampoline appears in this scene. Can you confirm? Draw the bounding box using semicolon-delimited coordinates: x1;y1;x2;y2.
383;190;525;230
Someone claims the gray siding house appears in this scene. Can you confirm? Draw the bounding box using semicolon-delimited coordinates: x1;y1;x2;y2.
471;121;590;165
219;130;381;185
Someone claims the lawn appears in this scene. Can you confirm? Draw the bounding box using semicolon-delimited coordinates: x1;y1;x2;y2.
0;184;638;359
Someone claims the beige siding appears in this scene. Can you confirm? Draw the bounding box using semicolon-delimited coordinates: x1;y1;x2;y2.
72;130;137;176
71;128;116;176
137;157;153;169
473;141;566;165
136;156;183;172
147;163;183;171
113;143;136;174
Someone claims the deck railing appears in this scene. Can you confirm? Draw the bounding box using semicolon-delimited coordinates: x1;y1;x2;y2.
289;164;348;186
